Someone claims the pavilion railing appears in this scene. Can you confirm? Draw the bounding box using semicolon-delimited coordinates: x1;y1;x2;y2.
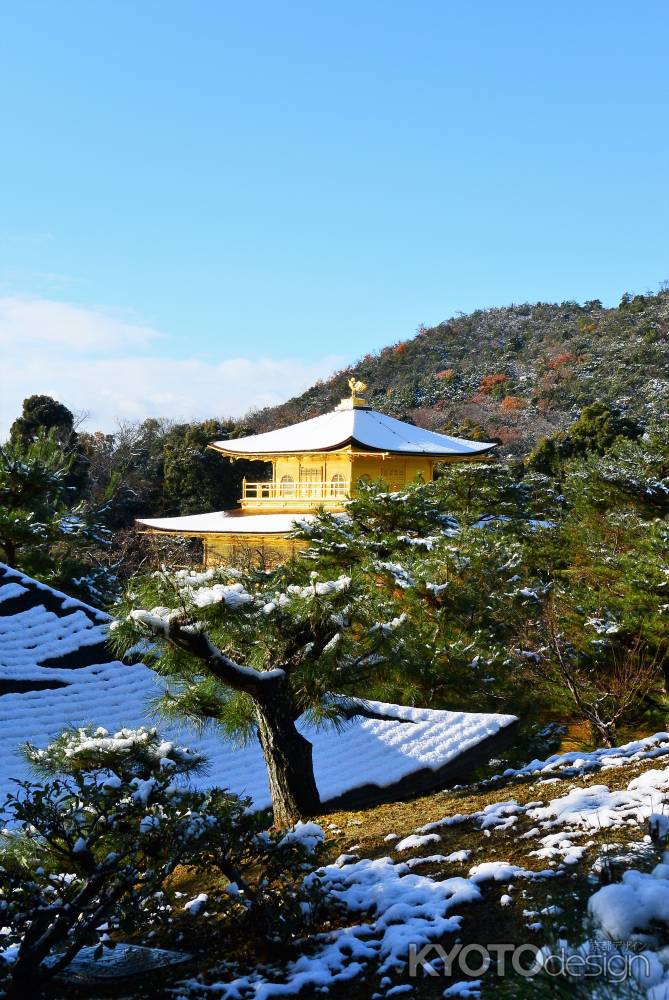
241;479;350;504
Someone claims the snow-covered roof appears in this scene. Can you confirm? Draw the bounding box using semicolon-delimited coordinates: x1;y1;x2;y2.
0;563;516;809
212;407;496;458
137;510;317;535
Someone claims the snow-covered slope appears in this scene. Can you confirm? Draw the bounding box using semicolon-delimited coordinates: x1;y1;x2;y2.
0;564;516;809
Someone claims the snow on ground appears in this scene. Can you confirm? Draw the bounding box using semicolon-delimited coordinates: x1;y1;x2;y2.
394;833;441;852
0;563;516;810
490;731;669;783
527;772;669;831
588;855;669;940
408;755;669;857
467;860;556;883
179;854;483;999
583;855;669;996
9;563;669;997
174;750;669;998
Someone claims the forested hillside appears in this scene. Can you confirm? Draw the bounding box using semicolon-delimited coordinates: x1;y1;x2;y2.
2;288;667;604
247;289;669;454
2;294;669;995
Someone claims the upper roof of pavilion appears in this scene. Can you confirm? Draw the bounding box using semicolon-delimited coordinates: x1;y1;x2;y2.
212;388;496;460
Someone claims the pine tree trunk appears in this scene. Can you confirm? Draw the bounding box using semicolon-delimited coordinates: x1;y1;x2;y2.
5;964;43;1000
254;684;321;828
1;536;16;567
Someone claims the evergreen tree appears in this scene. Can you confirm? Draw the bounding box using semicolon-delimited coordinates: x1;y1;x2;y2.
582;419;669;515
112;565;414;826
0;433;111;602
527;402;642;474
10;395;89;495
112;477;561;824
163;419;268;514
110;440;669;823
9;395;76;449
0;434;80;571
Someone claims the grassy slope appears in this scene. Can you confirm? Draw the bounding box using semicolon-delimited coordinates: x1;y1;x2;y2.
310;750;666;998
246;292;669;455
129;736;666;1000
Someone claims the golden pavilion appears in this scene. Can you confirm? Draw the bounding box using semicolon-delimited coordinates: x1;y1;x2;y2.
138;380;495;565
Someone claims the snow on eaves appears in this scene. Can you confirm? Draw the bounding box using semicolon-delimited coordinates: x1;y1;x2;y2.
210;406;496;458
136;510;318;536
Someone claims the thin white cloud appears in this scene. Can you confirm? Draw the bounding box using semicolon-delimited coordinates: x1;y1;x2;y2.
0;296;344;436
0;296;161;352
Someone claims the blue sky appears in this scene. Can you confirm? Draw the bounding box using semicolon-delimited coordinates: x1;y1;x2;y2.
0;1;667;432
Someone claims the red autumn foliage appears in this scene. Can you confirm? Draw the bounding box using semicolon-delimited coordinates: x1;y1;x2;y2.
547;352;576;370
479;373;509;394
436;369;455;380
499;395;525;412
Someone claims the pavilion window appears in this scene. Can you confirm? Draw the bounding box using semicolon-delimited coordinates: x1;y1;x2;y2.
280;475;295;497
330;473;346;497
300;467;321;498
384;463;405;490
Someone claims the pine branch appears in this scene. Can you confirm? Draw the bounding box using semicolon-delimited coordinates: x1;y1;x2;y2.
166;619;286;696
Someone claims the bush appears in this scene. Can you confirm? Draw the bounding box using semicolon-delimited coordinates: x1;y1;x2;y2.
500;395;525;412
0;727;324;998
547;352;576;370
479;373;509;397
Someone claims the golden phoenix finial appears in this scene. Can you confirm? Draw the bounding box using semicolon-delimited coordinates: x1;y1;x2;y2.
348;377;367;398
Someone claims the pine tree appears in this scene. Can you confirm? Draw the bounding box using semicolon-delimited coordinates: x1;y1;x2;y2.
10;394;89;495
0;434;79;571
0;432;112;601
112;565;413;826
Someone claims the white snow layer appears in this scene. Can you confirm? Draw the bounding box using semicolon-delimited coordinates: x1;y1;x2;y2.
588;857;669;940
496;732;669;781
210;406;496;457
137;510;318;536
0;564;516;809
180;856;482;998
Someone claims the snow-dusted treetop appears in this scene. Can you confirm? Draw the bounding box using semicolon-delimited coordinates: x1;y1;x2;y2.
210;407;496;458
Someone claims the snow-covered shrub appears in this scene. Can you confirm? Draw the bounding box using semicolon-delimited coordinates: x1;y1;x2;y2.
0;726;324;999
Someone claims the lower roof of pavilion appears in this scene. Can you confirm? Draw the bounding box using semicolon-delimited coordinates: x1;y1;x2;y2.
137;509;322;537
